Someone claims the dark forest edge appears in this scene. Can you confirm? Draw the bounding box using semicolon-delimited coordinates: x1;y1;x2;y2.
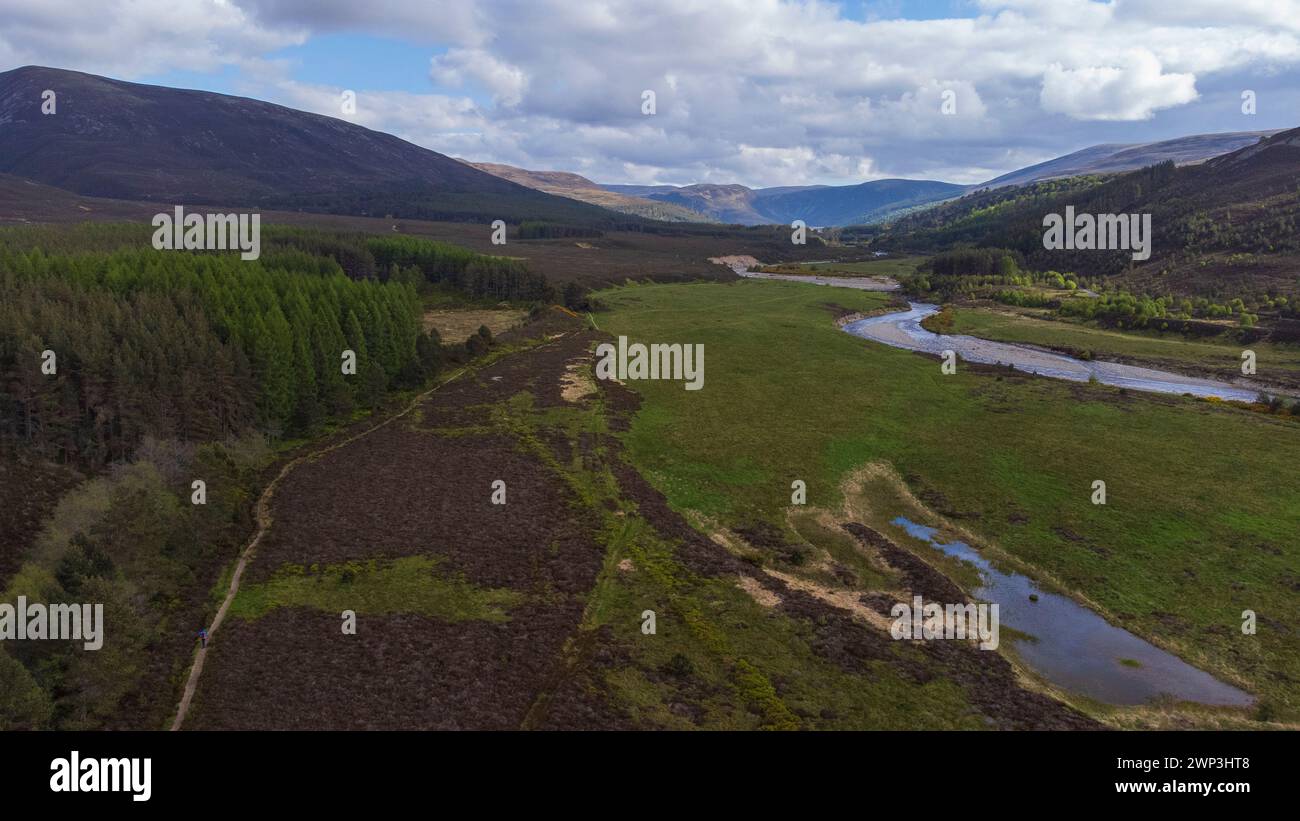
0;222;547;729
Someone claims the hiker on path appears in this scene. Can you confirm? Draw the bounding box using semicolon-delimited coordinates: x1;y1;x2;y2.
197;628;208;649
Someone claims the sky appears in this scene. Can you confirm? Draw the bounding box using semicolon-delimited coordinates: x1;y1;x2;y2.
1;0;1297;187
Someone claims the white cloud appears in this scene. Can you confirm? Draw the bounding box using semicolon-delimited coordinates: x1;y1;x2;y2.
1;0;1297;186
430;49;527;106
0;0;304;78
1040;51;1199;121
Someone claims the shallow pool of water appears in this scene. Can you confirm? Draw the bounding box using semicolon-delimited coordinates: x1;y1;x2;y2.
891;516;1253;707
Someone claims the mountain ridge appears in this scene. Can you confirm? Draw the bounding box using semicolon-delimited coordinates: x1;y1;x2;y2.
596;178;965;226
873;124;1300;297
463;161;712;222
0;65;632;225
975;130;1282;190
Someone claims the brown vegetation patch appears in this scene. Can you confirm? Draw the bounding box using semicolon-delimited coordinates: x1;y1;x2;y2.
561;356;597;403
188;603;595;729
736;574;782;607
0;454;82;588
187;333;620;730
249;431;603;594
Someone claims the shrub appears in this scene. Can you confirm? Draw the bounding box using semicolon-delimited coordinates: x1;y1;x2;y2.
661;653;695;678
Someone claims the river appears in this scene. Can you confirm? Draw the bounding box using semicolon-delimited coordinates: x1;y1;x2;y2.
733;266;1260;706
734;264;901;291
843;302;1264;402
734;264;1266;401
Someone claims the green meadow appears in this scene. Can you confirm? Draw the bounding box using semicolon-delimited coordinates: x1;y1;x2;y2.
449;364;982;729
598;278;1300;720
758;256;926;279
229;556;522;623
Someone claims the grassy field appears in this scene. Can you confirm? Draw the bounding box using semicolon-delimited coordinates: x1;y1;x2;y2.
483;345;1073;729
757;256;925;279
944;306;1300;391
229;556;522;623
422;307;529;341
193;320;1024;729
598;278;1300;721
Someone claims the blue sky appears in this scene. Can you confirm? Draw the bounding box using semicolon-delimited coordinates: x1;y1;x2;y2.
3;0;1298;187
841;0;979;20
144;35;458;97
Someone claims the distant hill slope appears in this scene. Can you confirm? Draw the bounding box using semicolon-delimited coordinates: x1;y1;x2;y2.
0;65;630;225
978;131;1280;190
465;161;713;222
648;184;770;224
599;179;964;226
582;134;1276;228
875;126;1300;297
0;172;160;223
756;178;966;226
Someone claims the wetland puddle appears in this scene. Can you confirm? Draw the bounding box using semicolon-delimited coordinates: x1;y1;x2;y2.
892;516;1253;707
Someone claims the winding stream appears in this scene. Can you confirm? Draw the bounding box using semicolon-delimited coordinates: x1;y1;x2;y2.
731;267;1259;707
844;302;1264;402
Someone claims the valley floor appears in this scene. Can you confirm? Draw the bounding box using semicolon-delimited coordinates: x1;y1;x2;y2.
163;277;1300;729
596;278;1300;727
182;306;1103;729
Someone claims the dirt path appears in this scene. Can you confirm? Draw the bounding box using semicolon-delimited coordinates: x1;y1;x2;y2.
167;363;476;730
177;323;619;730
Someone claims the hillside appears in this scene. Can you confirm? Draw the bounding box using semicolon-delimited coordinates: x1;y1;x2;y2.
757;178;965;226
601;179;964;226
465;161;713;222
0;66;629;225
874;126;1300;299
0;172;837;289
978;130;1279;190
586;133;1268;228
0;172;161;223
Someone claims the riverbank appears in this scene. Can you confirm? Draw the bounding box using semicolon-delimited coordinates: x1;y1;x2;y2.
932;304;1300;396
844;302;1271;402
598;277;1300;723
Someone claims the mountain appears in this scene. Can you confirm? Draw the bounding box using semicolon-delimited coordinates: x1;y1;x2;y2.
3;66;1278;234
600;179;965;226
591;132;1277;227
642;184;770;224
978;131;1281;190
601;184;683;197
465;161;713;222
875;126;1300;296
0;66;629;225
0;172;160;223
755;178;966;226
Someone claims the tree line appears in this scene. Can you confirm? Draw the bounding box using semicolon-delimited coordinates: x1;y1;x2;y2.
0;222;534;729
0;224;543;467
